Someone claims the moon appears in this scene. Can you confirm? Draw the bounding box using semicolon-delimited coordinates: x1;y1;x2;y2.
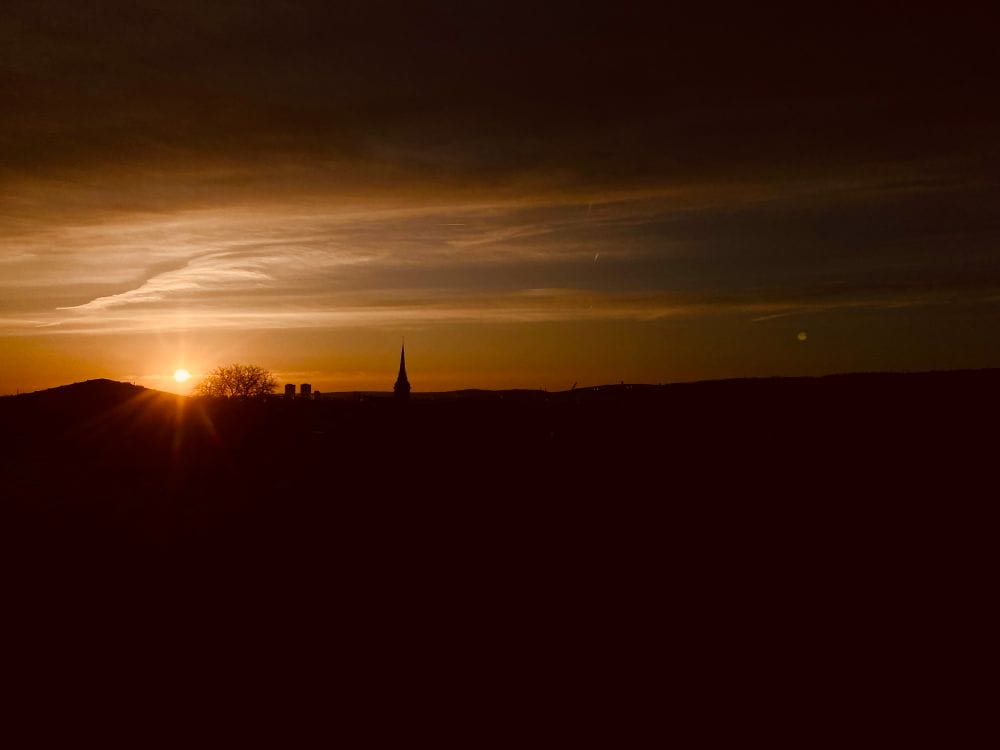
797;332;808;342
173;368;191;383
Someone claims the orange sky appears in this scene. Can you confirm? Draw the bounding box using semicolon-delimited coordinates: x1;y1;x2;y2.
3;4;999;394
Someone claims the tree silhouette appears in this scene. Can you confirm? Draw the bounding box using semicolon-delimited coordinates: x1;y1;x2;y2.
195;364;277;399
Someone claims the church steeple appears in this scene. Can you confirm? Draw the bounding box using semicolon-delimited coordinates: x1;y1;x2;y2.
394;342;411;398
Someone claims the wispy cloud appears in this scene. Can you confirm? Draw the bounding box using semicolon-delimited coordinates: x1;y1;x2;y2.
12;285;990;338
58;253;274;311
3;171;999;341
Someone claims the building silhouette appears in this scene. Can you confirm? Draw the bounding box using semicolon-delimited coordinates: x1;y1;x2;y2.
281;383;319;401
394;343;411;399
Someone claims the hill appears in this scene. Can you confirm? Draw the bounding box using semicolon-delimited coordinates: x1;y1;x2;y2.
2;367;993;705
3;367;995;518
2;377;149;401
3;368;995;589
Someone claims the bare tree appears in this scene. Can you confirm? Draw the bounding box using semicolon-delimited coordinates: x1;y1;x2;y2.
195;364;277;399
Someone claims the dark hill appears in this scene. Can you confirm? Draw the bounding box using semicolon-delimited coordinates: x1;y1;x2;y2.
3;377;148;401
3;368;995;526
2;368;995;578
1;378;181;435
2;367;993;707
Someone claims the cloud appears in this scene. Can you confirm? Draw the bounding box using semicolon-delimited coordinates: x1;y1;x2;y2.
0;169;989;340
57;253;275;311
14;282;995;339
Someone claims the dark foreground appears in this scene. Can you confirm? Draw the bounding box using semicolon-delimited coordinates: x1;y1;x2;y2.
1;371;994;737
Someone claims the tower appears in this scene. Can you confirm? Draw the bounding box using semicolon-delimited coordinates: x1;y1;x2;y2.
394;343;411;399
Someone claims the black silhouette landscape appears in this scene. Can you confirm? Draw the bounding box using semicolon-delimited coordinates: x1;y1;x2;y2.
3;367;995;732
4;368;994;560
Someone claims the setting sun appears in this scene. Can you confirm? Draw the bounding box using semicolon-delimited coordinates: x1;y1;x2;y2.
173;369;191;383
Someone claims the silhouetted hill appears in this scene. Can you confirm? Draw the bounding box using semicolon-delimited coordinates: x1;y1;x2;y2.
2;377;148;401
1;378;181;437
2;370;994;574
4;367;995;523
308;367;1000;402
3;367;994;712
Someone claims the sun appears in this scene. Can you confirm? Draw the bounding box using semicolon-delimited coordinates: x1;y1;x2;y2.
173;368;191;383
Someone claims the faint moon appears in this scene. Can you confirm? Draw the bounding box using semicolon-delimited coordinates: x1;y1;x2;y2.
173;368;191;382
797;331;808;342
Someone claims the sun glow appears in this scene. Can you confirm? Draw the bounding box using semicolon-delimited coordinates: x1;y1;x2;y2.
173;368;191;383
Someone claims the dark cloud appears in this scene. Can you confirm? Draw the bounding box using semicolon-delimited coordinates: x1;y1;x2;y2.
3;2;997;184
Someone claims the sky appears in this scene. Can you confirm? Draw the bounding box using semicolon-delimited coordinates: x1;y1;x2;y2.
3;1;999;393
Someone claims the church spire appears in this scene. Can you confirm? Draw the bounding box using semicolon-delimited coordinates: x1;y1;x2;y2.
394;341;411;398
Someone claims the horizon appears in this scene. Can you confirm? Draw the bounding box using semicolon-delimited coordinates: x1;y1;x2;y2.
4;4;1000;393
8;364;1000;400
